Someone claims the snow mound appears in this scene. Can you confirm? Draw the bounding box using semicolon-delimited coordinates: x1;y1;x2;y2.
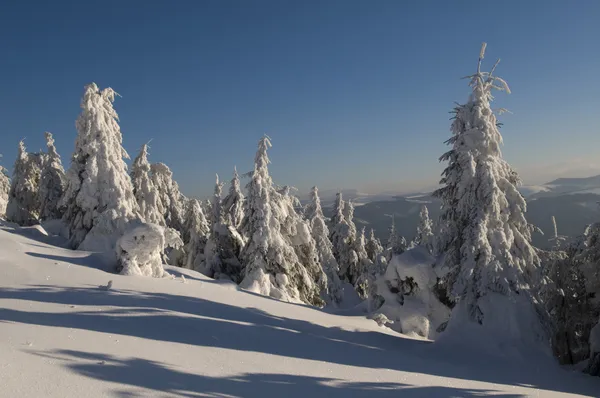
116;222;182;278
374;247;450;339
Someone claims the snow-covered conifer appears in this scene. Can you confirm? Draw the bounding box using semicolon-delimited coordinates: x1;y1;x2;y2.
305;186;344;305
0;161;11;218
6;140;42;225
203;175;225;276
131;144;164;226
329;192;359;283
222;167;245;229
548;216;567;250
61;83;140;250
386;216;407;262
182;198;210;269
432;44;543;349
239;136;323;306
151;162;186;233
413;205;434;253
38;132;66;221
365;228;384;263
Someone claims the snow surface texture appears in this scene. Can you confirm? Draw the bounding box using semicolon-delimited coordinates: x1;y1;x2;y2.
1;224;599;397
375;247;450;339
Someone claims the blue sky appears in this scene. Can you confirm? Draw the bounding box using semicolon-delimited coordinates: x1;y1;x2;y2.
1;0;599;198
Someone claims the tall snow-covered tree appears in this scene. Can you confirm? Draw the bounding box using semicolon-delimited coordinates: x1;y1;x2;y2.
61;83;140;250
203;174;225;276
365;228;384;263
131;144;164;226
38;132;66;221
151;162;186;233
6;140;43;225
0;165;9;218
239;136;323;306
222;166;245;229
432;44;543;348
305;186;344;305
413;205;434;253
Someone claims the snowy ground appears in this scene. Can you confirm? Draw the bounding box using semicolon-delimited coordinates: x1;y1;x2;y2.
1;222;599;397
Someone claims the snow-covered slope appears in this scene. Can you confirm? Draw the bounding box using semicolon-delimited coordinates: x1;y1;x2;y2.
1;223;599;397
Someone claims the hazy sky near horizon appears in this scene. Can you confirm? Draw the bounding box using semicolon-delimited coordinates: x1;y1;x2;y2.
1;0;599;198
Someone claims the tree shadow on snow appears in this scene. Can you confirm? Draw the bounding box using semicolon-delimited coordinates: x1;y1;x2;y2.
26;251;117;273
30;349;527;398
0;285;598;396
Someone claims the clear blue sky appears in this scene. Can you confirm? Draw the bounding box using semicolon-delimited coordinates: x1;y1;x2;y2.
1;0;599;198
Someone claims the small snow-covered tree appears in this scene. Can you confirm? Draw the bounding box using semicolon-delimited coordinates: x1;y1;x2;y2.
386;216;407;262
432;44;544;349
182;198;210;269
239;136;323;306
6;140;43;225
0;165;9;218
131;144;164;226
151;162;186;233
548;216;567;250
305;186;344;305
61;83;140;250
222;166;245;229
38;132;66;221
329;192;359;283
366;228;384;263
413;205;434;253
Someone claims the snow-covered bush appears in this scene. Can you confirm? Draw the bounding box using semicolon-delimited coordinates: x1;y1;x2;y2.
239;136;323;306
38;132;66;221
116;221;183;278
61;83;140;250
432;43;545;353
373;247;450;338
6;140;43;226
131;144;164;226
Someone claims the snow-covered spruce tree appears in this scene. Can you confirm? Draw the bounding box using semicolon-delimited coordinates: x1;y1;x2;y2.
222;166;245;229
273;186;327;301
38;132;66;221
131;144;164;226
6;140;43;225
305;186;344;305
203;174;225;276
61;83;140;251
386;216;407;262
151;162;186;233
329;192;359;283
239;136;323;305
548;216;567;250
366;228;384;263
182;198;210;269
0;165;9;218
413;205;434;253
432;44;544;351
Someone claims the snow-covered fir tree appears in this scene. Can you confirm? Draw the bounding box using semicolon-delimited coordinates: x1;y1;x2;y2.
131;144;164;226
0;165;9;218
38;132;66;221
203;174;225;277
61;83;140;250
365;228;384;263
222;166;245;229
151;162;186;233
6;140;43;225
182;198;210;269
305;186;344;305
548;216;567;250
239;136;323;306
413;205;434;253
432;44;543;349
